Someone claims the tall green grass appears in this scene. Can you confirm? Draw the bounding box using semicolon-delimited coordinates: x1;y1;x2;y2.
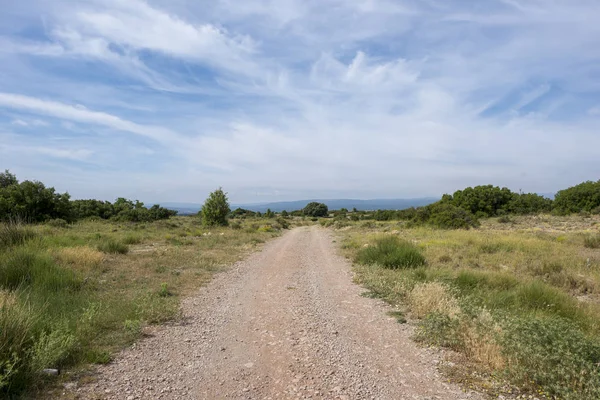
0;223;36;250
356;236;425;269
97;239;129;254
0;248;81;291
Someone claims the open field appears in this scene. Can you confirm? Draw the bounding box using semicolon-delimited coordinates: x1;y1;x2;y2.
339;214;600;399
0;216;288;396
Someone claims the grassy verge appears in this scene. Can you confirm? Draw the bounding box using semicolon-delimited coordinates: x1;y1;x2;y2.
0;216;287;397
339;214;600;399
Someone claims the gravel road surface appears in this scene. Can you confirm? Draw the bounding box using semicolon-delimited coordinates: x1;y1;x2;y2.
78;226;481;400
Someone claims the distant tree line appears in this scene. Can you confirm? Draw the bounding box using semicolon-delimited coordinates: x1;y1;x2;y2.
327;181;600;229
0;170;176;223
3;169;599;228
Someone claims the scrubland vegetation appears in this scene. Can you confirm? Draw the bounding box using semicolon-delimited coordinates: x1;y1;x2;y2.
340;214;600;399
331;180;600;399
0;182;293;396
2;167;599;399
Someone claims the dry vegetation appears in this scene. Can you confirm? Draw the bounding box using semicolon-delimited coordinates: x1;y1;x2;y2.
339;214;600;399
0;216;291;396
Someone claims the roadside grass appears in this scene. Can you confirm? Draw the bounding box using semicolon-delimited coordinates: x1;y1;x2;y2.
0;216;285;397
356;236;425;269
339;214;600;399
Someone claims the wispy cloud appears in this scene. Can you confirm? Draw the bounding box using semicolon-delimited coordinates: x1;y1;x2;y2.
0;0;599;202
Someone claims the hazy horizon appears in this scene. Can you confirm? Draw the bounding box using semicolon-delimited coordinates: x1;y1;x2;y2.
1;1;599;203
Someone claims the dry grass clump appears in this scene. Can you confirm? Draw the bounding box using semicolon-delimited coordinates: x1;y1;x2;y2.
459;309;505;370
408;282;460;319
56;246;104;268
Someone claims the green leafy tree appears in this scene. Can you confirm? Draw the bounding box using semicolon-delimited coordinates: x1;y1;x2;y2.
71;199;115;219
0;179;72;222
0;170;18;188
280;210;289;218
264;208;275;218
201;188;230;226
553;180;600;215
508;193;553;215
449;185;514;217
303;202;328;217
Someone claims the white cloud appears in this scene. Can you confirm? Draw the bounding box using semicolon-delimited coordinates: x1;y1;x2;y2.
10;118;49;127
0;0;599;202
0;93;181;144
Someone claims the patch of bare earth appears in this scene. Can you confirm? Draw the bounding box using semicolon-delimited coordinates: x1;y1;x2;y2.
74;226;481;399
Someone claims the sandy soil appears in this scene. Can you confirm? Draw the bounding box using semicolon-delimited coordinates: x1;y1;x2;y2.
77;226;481;400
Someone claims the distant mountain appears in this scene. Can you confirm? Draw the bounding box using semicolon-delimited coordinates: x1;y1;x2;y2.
155;198;439;215
154;202;202;215
236;198;439;213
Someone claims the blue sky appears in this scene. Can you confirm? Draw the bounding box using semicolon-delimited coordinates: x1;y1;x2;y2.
1;0;599;203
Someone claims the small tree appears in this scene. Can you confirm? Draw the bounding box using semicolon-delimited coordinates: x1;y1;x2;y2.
303;202;328;217
201;187;230;226
264;208;275;218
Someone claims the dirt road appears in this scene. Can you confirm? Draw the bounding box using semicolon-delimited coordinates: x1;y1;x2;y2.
80;226;480;399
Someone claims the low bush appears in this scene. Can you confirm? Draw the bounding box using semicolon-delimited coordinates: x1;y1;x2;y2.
427;203;480;229
497;215;512;224
97;239;129;254
502;316;600;399
356;236;426;269
275;217;290;229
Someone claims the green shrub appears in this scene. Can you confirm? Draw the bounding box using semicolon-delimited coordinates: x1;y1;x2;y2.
275;217;290;229
158;282;171;297
502;316;600;399
97;239;129;254
497;215;512;224
448;185;514;217
303;202;328;217
356;236;426;269
408;203;479;229
414;312;461;349
584;234;600;249
553;180;600;215
28;327;75;373
427;203;479;229
0;223;36;250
